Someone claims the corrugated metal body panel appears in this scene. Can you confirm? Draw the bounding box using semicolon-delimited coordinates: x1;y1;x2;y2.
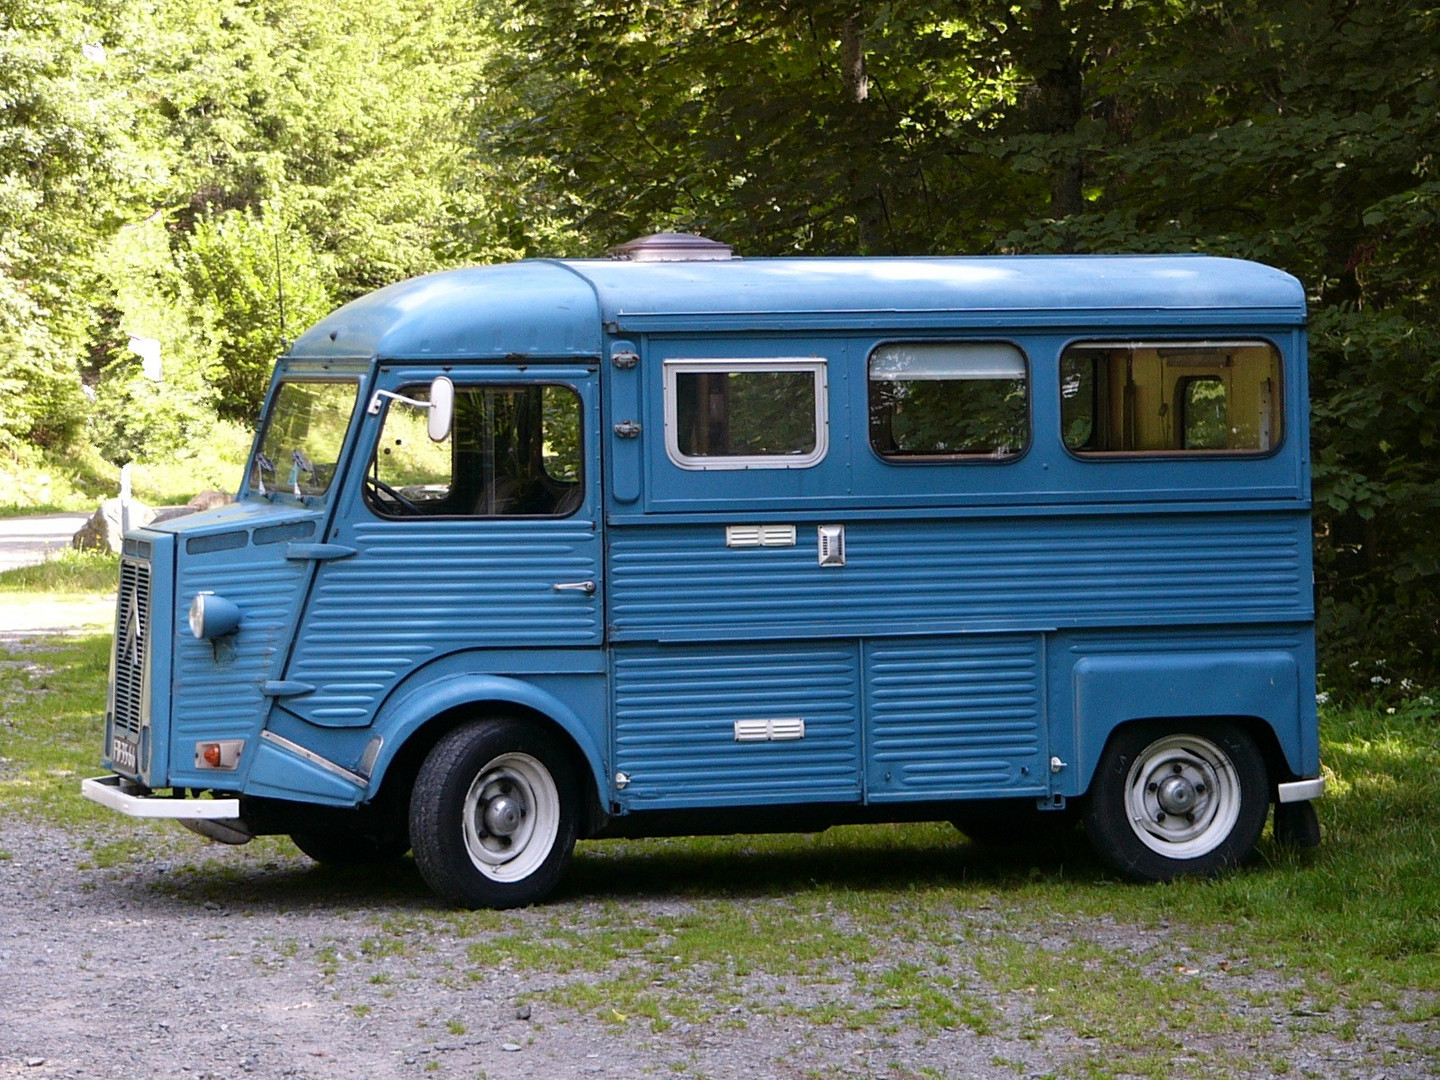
285;521;602;726
613;643;861;807
171;544;312;779
608;511;1308;640
866;636;1044;797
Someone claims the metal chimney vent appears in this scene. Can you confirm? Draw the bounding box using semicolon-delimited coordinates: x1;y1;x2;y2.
608;232;736;262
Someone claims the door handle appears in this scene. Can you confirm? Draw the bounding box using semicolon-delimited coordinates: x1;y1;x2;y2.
553;580;597;595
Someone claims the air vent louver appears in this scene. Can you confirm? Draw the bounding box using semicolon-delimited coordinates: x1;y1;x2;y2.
608;232;736;262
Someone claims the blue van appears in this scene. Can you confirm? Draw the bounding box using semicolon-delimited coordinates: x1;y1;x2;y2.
84;234;1324;908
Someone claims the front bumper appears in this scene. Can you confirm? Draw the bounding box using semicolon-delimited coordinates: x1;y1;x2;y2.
81;775;240;819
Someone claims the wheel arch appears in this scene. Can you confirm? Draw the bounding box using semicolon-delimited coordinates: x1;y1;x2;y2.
1070;650;1308;796
364;673;609;837
1079;713;1288;799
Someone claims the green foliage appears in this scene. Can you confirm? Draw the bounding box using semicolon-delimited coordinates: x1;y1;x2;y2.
2;0;486;454
0;548;118;593
479;0;1440;690
0;0;136;451
83;215;217;465
182;206;334;422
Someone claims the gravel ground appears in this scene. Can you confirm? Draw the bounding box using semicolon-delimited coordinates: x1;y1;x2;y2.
0;616;1433;1080
1;814;1436;1080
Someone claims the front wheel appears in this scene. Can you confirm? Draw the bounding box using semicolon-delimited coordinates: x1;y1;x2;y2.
409;718;579;909
1083;720;1268;881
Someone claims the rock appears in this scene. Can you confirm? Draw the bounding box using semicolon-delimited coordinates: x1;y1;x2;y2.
501;1043;522;1052
72;499;155;553
515;1004;532;1021
71;490;234;555
187;489;234;512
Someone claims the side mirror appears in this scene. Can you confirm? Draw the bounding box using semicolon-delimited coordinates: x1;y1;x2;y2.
427;376;454;442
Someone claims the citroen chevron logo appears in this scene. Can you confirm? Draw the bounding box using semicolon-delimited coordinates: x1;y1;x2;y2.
121;577;145;666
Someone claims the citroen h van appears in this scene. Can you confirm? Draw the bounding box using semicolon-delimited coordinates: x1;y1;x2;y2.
84;234;1324;908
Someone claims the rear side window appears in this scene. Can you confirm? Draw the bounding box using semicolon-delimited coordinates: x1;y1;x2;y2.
1061;340;1281;455
664;359;828;469
869;342;1028;459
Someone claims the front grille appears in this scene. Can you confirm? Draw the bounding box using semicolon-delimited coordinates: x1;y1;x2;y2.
111;557;152;741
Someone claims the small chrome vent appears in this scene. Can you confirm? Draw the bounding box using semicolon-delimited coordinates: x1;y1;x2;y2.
608;232;735;262
734;718;806;743
726;524;797;548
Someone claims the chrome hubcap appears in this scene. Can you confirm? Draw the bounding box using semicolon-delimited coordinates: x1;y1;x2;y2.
1156;772;1197;815
483;793;523;837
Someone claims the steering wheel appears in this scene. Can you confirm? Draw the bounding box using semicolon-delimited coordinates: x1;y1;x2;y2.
365;474;422;515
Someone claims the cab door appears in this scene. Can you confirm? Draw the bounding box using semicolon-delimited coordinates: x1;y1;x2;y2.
279;365;603;730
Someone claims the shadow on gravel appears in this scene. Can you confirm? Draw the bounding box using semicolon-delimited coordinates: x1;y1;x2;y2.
560;833;1108;904
134;855;436;913
119;829;1106;913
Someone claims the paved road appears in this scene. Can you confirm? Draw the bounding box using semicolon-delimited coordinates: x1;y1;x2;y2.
0;513;114;641
0;512;91;573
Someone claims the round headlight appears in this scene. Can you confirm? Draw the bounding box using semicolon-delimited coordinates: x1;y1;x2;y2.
189;592;242;639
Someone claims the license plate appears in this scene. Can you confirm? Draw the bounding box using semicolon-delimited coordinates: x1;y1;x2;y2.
110;737;137;772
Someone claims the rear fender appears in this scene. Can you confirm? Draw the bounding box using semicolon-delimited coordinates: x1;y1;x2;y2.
1071;651;1310;793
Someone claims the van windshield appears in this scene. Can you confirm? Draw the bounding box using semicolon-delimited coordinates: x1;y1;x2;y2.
249;379;360;498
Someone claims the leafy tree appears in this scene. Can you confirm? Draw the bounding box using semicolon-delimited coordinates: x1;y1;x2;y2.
182;205;334;422
0;0;140;450
140;0;485;299
993;1;1440;694
87;214;217;464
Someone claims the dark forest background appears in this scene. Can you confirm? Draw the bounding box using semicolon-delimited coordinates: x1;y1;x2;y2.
3;0;1437;696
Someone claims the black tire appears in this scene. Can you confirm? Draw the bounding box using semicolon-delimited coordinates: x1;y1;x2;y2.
290;829;410;866
409;718;579;909
1083;720;1268;881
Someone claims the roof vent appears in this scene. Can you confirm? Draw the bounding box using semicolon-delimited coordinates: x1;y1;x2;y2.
608;232;736;262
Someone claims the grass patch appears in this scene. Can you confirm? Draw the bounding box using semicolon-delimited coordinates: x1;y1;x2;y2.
0;632;113;825
0;549;119;593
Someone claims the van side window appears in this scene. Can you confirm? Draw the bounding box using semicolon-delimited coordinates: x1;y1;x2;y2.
868;342;1028;459
1061;341;1281;455
664;359;828;469
367;383;583;517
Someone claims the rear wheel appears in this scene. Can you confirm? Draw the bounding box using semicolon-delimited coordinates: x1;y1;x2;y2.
1083;720;1268;881
409;718;578;909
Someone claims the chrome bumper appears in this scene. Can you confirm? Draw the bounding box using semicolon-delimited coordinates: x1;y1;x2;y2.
81;775;240;819
1276;777;1326;804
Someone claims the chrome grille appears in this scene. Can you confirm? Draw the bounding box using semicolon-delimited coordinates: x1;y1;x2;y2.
111;557;151;741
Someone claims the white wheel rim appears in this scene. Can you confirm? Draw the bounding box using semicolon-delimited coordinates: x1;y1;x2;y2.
1123;733;1241;860
461;752;559;883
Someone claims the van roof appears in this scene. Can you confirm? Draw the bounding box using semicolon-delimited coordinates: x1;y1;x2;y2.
289;254;1306;361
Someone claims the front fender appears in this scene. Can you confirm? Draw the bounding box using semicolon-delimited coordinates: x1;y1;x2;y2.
365;670;608;801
